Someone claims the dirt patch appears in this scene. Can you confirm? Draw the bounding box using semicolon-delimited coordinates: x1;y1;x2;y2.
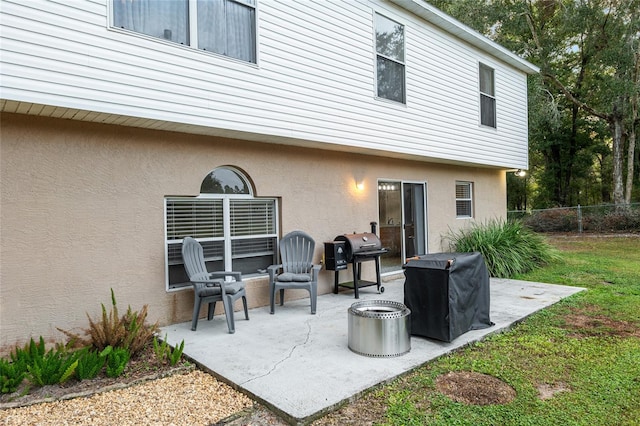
435;371;516;405
537;382;570;400
562;307;640;338
314;371;518;424
311;391;389;426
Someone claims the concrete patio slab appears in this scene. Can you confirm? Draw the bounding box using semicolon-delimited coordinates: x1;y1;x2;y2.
160;278;584;425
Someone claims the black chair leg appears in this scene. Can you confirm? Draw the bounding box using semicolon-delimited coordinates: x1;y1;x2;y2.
242;296;249;320
191;296;202;331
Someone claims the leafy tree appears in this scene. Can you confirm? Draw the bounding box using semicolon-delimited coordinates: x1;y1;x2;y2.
432;0;640;207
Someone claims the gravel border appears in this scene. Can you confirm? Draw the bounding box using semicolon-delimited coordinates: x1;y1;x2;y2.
0;370;255;426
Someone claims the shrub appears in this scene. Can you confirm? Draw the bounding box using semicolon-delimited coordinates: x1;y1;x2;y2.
445;219;560;278
600;210;640;231
523;208;577;232
10;336;45;368
105;347;130;378
0;358;27;394
520;204;640;233
11;337;79;387
153;335;185;366
121;304;158;356
59;289;159;357
75;346;111;381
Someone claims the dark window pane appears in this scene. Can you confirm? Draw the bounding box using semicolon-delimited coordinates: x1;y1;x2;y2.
201;168;251;194
456;200;472;217
231;237;276;275
377;57;405;103
480;94;496;128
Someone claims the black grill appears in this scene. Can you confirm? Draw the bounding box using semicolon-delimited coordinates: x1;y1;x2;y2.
325;222;388;298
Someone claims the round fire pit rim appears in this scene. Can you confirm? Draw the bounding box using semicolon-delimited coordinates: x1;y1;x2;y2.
349;299;411;319
348;299;411;358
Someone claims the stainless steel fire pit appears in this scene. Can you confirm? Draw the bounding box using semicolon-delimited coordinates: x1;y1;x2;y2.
348;300;411;357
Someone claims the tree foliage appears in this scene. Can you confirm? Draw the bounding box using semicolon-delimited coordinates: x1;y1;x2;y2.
432;0;640;208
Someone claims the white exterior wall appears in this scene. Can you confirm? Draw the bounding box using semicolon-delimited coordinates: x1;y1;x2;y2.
0;0;530;169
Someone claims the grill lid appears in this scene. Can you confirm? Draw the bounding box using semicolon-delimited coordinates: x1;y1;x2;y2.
335;232;383;260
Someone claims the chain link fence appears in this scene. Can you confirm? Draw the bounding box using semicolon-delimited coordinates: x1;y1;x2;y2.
508;203;640;233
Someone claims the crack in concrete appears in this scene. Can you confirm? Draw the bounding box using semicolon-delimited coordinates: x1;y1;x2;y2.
241;319;313;385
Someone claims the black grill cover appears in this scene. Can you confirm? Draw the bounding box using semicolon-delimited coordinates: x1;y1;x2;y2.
403;252;493;342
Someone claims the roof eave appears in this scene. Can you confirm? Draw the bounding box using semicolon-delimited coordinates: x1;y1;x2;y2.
389;0;540;75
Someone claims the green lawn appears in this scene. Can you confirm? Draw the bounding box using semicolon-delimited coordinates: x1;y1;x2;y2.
327;235;640;426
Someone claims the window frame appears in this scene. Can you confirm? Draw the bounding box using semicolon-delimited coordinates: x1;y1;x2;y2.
374;12;406;104
110;0;257;64
455;181;474;219
164;166;278;291
165;194;278;291
479;63;496;128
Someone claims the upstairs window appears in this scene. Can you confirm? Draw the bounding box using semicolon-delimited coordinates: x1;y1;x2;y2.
165;167;277;290
455;181;474;218
375;13;405;104
112;0;257;63
479;63;496;128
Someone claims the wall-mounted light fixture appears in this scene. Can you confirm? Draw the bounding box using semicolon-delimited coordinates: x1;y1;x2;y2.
515;169;527;177
354;171;365;191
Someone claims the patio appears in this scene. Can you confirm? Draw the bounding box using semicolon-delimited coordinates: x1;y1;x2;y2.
160;277;584;425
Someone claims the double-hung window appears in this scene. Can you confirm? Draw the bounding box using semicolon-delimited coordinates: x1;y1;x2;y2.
375;13;405;104
455;181;474;218
112;0;257;63
165;167;277;290
479;63;496;127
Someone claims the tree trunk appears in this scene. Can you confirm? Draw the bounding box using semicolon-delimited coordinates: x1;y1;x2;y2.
627;127;637;204
626;50;639;204
611;109;625;207
565;104;580;205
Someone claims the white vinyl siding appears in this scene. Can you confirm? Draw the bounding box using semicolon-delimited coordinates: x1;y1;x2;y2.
165;196;277;290
0;0;532;170
455;181;473;218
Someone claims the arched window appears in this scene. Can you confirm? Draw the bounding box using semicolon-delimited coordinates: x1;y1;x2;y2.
200;167;252;195
164;167;277;290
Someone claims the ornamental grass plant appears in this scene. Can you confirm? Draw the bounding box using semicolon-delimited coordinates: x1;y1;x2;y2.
59;288;159;357
445;219;560;278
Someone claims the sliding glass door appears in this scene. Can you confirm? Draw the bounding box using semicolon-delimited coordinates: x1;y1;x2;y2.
378;180;427;273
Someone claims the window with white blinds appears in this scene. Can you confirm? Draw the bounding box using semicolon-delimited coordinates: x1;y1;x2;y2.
230;199;275;236
455;181;474;218
166;199;224;240
165;196;277;290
